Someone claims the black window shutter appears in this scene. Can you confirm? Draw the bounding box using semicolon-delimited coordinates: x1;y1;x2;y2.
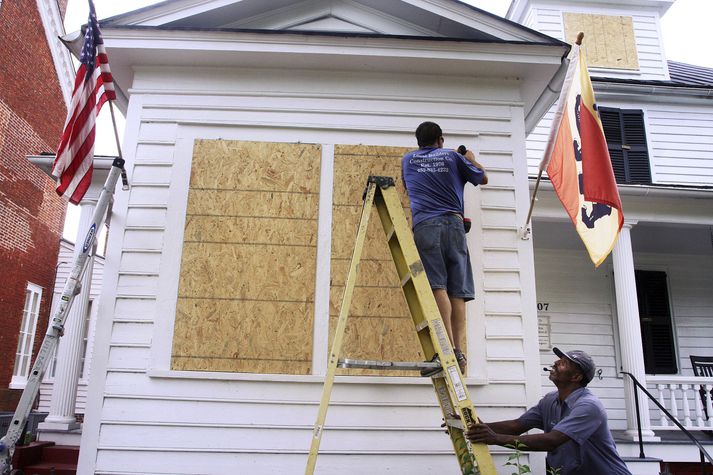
622;110;652;184
598;107;652;185
635;270;677;374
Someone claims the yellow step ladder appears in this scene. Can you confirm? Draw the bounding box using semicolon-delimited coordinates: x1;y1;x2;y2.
305;176;496;475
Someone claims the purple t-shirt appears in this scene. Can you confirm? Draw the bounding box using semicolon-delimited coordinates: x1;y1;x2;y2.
517;388;632;475
401;147;485;226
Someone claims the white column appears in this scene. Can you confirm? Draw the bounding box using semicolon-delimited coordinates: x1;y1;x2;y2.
39;197;97;431
612;221;657;441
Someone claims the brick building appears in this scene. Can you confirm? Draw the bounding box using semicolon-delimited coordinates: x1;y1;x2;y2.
0;0;72;411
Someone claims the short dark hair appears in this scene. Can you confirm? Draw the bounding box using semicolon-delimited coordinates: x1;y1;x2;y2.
415;121;442;147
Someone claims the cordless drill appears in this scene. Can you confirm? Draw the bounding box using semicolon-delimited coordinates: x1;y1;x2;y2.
456;145;472;234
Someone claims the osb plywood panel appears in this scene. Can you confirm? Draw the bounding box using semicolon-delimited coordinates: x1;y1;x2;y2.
563;13;639;70
173;299;312;375
172;140;320;375
331;144;424;376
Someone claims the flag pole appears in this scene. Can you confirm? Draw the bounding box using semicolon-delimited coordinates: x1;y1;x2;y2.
108;100;130;191
518;32;584;240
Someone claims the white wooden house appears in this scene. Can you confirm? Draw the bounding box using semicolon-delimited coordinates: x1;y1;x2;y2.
48;0;711;473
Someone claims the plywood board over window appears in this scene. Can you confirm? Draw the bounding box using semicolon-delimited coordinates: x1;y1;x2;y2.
563;12;639;70
331;145;433;376
172;140;321;375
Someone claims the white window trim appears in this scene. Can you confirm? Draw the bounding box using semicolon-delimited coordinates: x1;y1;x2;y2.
10;282;43;389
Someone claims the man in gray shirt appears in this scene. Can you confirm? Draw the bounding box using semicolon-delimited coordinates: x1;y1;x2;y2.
466;348;631;475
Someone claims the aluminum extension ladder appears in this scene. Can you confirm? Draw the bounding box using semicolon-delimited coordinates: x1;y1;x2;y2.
0;158;129;475
305;176;496;475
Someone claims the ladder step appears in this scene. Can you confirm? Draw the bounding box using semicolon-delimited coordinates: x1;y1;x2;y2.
444;417;465;430
338;358;441;372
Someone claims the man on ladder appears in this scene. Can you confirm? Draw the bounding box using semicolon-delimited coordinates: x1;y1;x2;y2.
401;121;488;375
306;122;494;475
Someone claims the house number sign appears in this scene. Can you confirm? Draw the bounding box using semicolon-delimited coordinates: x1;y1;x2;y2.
537;303;551;351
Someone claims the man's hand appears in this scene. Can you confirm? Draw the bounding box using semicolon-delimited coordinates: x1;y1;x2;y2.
465;423;502;445
460;148;489;185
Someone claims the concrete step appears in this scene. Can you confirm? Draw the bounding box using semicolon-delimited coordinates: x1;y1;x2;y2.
623;456;664;475
36;427;82;445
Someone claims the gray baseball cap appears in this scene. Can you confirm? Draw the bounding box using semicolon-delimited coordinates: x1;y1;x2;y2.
553;347;596;385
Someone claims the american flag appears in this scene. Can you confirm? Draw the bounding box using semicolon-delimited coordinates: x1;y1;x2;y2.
52;0;116;204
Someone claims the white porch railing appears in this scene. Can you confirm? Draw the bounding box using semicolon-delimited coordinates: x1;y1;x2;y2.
646;376;713;431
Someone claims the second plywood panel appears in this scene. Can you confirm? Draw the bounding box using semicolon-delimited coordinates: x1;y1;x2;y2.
331;145;424;376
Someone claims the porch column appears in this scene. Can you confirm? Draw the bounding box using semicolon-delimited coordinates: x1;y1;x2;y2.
612;220;657;440
38;196;97;431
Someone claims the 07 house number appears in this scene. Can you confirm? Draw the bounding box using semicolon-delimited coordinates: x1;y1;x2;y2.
537;303;549;311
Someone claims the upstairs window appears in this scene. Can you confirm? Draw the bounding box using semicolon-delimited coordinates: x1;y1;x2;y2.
599;107;652;185
11;283;43;388
563;13;639;70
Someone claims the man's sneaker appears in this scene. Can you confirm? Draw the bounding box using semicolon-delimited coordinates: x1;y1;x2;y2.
420;353;442;377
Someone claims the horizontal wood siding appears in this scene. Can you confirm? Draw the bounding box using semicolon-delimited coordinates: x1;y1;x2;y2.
82;66;541;474
646;107;713;186
534;248;626;429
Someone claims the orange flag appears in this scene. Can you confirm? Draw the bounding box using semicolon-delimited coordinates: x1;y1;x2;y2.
540;40;624;267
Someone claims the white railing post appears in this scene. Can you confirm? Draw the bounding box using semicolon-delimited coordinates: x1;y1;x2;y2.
694;383;705;427
657;384;668;427
669;384;679;423
681;384;691;427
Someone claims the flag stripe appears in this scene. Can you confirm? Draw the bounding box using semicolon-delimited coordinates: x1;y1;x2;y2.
546;108;579;224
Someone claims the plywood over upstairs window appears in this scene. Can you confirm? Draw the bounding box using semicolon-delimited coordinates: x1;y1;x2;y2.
171;140;321;375
563;12;639;71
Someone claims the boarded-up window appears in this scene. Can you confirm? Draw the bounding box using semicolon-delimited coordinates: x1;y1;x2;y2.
635;270;677;374
171;140;321;375
563;12;639;70
330;145;431;376
599;107;652;185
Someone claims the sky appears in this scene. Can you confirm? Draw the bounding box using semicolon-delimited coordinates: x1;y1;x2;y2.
60;0;713;240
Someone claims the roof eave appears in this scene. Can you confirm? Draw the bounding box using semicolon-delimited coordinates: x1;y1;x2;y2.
100;26;569;118
592;78;713;100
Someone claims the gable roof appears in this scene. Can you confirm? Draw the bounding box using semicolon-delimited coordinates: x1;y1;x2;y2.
77;0;569;125
100;0;562;45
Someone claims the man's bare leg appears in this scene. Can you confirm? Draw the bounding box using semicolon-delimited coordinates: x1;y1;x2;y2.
450;297;466;351
433;288;453;345
431;290;467;374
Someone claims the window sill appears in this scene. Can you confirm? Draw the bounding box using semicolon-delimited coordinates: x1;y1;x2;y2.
148;368;488;386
